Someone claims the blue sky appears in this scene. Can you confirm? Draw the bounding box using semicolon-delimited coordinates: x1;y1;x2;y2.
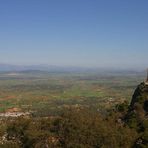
0;0;148;68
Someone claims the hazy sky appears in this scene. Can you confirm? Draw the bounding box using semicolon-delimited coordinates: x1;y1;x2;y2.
0;0;148;68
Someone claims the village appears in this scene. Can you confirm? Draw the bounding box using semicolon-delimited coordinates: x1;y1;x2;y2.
0;108;30;118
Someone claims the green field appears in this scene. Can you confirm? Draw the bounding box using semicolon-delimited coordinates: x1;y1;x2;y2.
0;71;145;116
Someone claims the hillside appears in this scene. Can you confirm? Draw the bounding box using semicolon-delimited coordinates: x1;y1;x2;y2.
126;82;148;122
0;81;148;147
130;82;148;113
125;82;148;147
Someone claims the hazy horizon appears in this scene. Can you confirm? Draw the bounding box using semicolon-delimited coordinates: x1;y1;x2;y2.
0;0;148;69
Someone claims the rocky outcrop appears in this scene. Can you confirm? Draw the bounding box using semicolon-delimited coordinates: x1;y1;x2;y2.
130;82;148;114
124;82;148;147
124;82;148;129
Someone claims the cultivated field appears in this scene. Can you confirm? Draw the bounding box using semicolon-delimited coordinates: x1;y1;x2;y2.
0;71;145;116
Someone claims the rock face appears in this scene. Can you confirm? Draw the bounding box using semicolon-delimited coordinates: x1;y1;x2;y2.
124;82;148;132
125;82;148;128
124;82;148;148
130;82;148;114
127;83;148;147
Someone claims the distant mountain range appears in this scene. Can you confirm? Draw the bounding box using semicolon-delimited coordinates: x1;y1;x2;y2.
0;64;146;74
0;64;94;72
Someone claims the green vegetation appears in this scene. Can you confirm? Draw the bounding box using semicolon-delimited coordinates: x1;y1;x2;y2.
0;71;147;147
0;71;144;116
0;108;138;148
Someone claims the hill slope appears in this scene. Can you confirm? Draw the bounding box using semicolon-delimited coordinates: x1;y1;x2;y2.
125;82;148;147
